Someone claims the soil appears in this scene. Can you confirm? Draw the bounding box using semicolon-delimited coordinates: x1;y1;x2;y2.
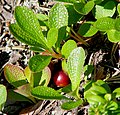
0;0;120;115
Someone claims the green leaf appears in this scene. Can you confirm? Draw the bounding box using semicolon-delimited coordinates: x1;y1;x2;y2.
90;85;108;95
30;47;45;52
93;1;116;19
14;84;36;103
14;6;46;46
31;71;42;88
65;4;83;25
94;17;115;31
94;80;111;93
36;13;48;21
31;86;68;100
113;87;120;98
61;99;83;110
78;22;98;37
107;101;118;110
115;18;120;31
9;23;47;48
24;66;31;83
87;95;106;105
48;3;68;29
39;67;51;86
67;47;85;91
0;85;7;110
74;1;95;15
46;28;58;48
4;64;27;88
61;40;77;59
117;3;120;16
107;29;120;43
104;94;112;101
29;55;51;72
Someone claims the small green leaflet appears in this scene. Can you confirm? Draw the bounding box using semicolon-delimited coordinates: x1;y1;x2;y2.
31;86;68;100
29;55;52;72
93;1;116;19
61;99;83;110
107;29;120;43
0;84;7;110
78;22;98;37
67;47;85;91
48;3;68;29
93;17;115;31
74;1;94;15
61;40;77;59
113;88;120;98
117;3;120;16
46;28;58;48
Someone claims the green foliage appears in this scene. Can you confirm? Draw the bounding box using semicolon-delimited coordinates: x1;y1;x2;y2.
61;99;83;110
78;22;98;37
67;47;85;91
29;55;51;72
31;86;68;100
0;85;7;110
93;1;116;19
3;0;120;113
85;80;120;115
74;1;95;15
61;40;77;59
48;3;68;29
4;64;27;87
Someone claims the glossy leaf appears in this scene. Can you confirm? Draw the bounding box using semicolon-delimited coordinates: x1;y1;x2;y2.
46;28;58;48
67;47;85;91
115;18;120;31
31;86;68;100
74;1;94;15
93;1;116;19
94;17;115;31
113;87;120;98
4;64;27;88
107;29;120;43
90;85;108;95
61;40;77;59
94;80;111;93
87;95;106;105
14;6;46;47
61;99;83;110
107;101;118;110
9;23;47;48
29;55;52;72
0;85;7;110
48;3;68;29
78;22;98;37
117;3;120;16
65;4;83;25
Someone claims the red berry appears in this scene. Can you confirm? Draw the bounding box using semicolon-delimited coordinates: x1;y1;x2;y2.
53;70;70;87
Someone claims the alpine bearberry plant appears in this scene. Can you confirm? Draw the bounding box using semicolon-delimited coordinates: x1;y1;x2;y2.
1;0;120;114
